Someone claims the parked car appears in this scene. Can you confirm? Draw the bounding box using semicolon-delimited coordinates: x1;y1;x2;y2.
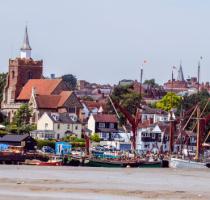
41;146;55;154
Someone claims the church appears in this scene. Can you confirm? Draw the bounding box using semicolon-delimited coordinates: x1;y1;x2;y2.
1;27;83;123
163;64;188;93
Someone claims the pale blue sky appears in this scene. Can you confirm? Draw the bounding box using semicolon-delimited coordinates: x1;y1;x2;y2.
0;0;209;84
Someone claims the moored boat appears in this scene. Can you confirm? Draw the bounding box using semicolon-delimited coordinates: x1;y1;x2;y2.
169;157;207;169
37;156;63;166
87;157;140;168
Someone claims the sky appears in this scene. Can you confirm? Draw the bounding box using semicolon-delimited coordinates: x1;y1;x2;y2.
0;0;209;85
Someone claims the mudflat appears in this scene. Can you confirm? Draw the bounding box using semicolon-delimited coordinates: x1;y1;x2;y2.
0;165;209;200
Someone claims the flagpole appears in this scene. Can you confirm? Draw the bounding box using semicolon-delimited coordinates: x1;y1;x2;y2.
140;64;143;99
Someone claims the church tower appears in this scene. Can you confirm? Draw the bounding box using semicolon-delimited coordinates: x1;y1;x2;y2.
2;26;43;107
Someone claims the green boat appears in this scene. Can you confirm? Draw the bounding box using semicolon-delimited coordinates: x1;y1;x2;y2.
87;158;140;168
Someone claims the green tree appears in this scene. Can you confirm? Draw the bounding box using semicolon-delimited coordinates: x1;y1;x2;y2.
178;90;210;114
156;92;181;112
90;133;101;142
13;104;32;127
144;79;159;88
177;90;210;132
107;85;141;125
62;74;77;90
0;73;7;103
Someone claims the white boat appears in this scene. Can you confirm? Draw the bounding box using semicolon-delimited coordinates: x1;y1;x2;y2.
170;157;207;169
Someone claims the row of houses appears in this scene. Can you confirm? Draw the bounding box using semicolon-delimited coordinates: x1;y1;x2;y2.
0;27;199;153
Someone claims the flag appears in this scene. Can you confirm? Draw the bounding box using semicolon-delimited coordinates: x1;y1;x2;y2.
144;60;147;64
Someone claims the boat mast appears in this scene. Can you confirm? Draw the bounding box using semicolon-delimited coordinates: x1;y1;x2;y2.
195;105;201;160
169;68;174;154
179;102;183;155
195;61;201;160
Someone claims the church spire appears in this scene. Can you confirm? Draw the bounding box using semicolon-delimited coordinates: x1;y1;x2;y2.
177;62;185;82
20;26;32;59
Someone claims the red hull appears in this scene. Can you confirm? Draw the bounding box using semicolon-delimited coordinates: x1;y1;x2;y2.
37;162;62;166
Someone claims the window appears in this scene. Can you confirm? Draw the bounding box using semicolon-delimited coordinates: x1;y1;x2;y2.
98;123;105;128
45;123;48;129
67;124;70;129
28;71;33;79
11;71;15;79
69;107;76;113
109;123;114;129
75;125;78;130
57;123;60;129
57;134;60;139
101;132;107;139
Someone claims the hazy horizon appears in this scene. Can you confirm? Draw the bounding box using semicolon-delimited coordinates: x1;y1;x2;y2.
0;0;209;85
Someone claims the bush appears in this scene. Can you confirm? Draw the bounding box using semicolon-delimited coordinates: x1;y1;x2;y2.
6;124;36;134
62;135;85;143
71;142;85;148
6;124;18;133
0;130;7;135
36;139;56;149
90;133;100;142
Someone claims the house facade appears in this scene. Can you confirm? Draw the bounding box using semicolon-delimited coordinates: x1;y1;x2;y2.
141;105;168;124
137;123;170;153
88;114;118;140
31;112;82;140
81;100;104;120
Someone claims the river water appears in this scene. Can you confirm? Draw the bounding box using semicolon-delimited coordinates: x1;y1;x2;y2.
0;165;209;200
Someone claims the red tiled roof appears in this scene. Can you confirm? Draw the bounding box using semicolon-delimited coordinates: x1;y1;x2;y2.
83;101;101;109
35;91;73;109
36;95;61;109
57;91;73;107
17;79;62;100
93;114;117;123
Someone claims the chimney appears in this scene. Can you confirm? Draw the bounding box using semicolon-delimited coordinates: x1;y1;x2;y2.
51;74;55;79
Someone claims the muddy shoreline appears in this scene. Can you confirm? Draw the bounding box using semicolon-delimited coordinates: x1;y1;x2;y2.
0;165;209;199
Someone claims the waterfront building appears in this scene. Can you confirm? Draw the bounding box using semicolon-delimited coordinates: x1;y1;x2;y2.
31;112;82;140
0;134;36;151
137;122;170;153
88;113;118;140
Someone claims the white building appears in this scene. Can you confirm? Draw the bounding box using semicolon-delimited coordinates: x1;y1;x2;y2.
31;112;82;140
137;123;170;153
141;105;169;123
